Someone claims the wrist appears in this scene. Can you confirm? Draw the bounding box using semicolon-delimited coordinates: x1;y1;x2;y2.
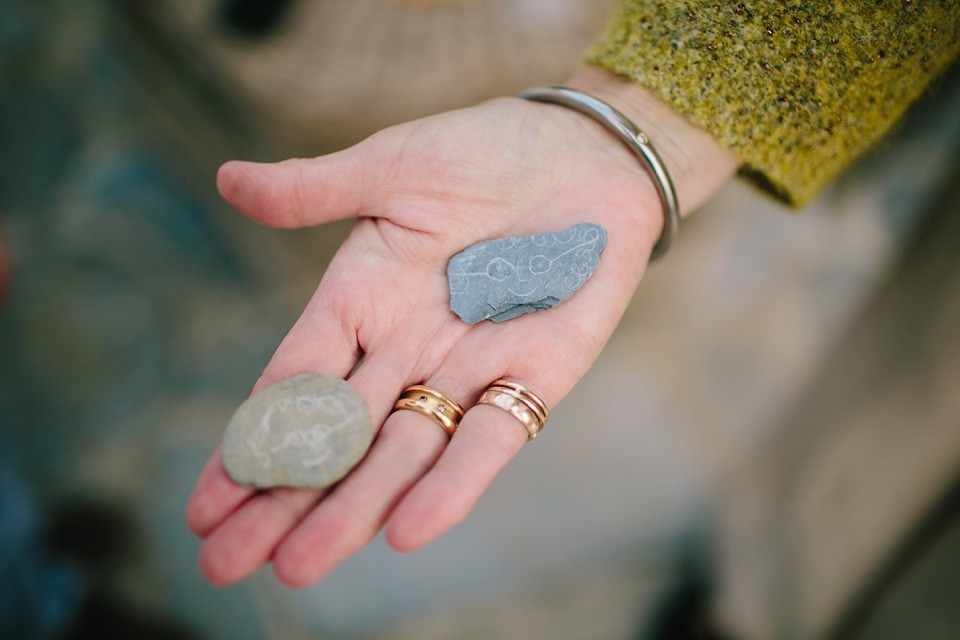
562;65;740;216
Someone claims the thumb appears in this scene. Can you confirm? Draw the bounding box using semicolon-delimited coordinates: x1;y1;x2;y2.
216;145;379;229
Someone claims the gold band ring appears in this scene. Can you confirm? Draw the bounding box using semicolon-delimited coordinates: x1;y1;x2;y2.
477;379;549;440
393;385;465;436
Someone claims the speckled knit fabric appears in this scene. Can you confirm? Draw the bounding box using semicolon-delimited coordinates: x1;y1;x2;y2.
586;1;960;206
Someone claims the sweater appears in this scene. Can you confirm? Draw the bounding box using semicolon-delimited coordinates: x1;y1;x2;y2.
585;1;960;206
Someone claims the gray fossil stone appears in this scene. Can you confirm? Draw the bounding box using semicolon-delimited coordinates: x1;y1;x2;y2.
221;374;373;489
447;223;607;324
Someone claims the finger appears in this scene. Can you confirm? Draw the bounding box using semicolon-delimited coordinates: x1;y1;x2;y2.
216;145;383;229
384;403;528;553
185;447;255;539
192;368;389;586
263;318;466;586
270;407;453;587
346;307;470;421
187;280;362;541
251;273;362;395
198;487;325;586
192;315;450;586
383;323;568;553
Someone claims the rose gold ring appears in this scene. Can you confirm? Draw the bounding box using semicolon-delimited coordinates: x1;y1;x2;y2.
477;379;549;441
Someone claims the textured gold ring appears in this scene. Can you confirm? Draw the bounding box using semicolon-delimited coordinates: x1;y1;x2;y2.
477;379;549;441
393;385;465;436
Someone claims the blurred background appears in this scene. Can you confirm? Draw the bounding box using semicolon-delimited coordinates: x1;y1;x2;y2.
1;1;958;638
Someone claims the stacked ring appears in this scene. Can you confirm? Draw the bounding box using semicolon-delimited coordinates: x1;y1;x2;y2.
393;385;465;436
477;379;549;440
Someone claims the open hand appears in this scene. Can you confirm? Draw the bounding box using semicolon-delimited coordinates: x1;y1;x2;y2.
185;71;737;587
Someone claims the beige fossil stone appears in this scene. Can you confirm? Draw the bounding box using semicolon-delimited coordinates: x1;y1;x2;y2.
221;374;373;489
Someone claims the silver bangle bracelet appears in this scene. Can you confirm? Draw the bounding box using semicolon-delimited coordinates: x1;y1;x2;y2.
518;86;680;260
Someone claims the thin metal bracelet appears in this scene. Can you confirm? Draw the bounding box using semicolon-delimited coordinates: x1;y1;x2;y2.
518;86;680;260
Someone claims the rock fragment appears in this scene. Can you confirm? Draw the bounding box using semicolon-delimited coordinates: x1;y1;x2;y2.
221;374;373;489
447;223;607;324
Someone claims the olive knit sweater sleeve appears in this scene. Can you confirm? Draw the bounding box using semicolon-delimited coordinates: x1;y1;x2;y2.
585;1;960;206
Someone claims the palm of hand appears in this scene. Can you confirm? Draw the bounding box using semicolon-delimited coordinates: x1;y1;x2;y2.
186;97;662;587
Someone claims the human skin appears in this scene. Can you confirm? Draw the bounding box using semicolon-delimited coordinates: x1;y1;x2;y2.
185;66;741;587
